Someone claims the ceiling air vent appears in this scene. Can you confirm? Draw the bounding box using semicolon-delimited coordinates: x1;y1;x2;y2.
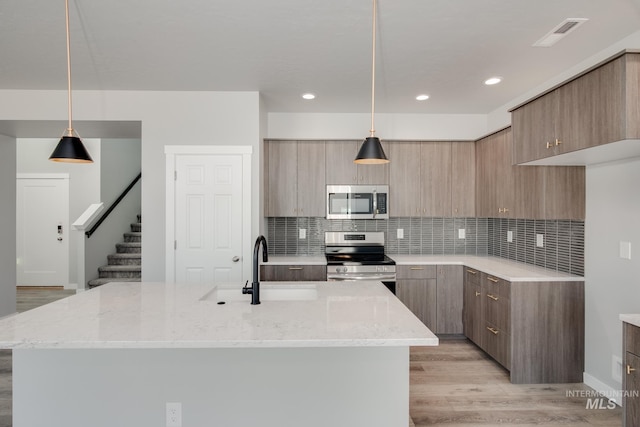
533;18;588;47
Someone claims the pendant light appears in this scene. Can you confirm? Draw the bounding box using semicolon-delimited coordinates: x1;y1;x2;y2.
354;0;389;165
49;0;93;163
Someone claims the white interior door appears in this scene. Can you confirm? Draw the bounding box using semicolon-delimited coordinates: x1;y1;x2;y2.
16;174;70;287
174;154;244;284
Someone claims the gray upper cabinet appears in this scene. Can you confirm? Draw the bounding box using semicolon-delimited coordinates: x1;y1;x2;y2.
476;129;515;217
265;140;325;217
389;141;473;217
512;52;640;164
325;140;389;185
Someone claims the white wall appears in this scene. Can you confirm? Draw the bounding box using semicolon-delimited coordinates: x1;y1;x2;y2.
585;157;640;394
0;134;16;317
0;90;262;282
16;138;101;287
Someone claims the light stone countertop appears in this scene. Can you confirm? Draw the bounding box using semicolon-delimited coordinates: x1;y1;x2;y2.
265;254;583;282
0;281;438;350
620;314;640;328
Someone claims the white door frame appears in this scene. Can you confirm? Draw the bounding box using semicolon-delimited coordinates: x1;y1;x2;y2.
16;173;70;288
165;145;253;283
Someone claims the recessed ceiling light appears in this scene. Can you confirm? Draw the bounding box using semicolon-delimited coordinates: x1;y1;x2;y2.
416;94;430;101
484;77;502;86
302;93;316;100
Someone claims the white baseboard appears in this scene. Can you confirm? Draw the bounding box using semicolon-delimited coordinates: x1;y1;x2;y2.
583;372;622;407
64;282;78;290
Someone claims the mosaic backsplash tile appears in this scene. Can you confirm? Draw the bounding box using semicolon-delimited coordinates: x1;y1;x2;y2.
266;217;584;276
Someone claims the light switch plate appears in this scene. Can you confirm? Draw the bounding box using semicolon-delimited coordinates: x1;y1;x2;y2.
620;241;631;260
299;228;306;239
507;230;513;243
458;229;466;239
397;229;404;239
536;234;544;248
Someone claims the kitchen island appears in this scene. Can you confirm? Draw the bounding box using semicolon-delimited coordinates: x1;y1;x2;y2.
0;281;436;427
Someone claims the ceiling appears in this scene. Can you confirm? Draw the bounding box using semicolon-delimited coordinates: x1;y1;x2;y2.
1;0;640;115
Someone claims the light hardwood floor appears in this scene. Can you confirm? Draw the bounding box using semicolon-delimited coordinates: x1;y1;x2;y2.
410;338;622;426
0;289;624;427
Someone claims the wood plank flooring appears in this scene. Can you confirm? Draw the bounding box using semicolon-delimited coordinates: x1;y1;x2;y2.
410;338;622;426
0;289;624;427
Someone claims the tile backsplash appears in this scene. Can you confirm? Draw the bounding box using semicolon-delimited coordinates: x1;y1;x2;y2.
266;217;585;276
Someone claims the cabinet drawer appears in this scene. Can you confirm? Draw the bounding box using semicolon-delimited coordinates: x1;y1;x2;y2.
397;265;437;279
483;274;511;299
484;322;510;370
465;267;480;285
626;323;640;356
484;294;509;331
260;265;326;282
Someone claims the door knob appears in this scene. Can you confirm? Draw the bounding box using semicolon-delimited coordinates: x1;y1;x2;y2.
232;256;240;262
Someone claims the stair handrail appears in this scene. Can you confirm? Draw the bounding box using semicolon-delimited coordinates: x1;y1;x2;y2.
85;172;141;238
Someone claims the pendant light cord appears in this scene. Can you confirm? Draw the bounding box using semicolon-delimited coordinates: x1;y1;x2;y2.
65;0;74;136
370;0;376;137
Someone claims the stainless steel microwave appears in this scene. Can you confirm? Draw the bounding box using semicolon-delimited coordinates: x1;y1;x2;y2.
326;185;389;219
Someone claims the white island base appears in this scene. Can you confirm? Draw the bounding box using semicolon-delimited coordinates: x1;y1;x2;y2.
2;281;437;427
15;346;409;426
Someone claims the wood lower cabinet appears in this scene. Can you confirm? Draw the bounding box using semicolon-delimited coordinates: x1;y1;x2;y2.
623;322;640;426
396;265;437;331
260;265;327;281
397;265;463;334
463;266;584;384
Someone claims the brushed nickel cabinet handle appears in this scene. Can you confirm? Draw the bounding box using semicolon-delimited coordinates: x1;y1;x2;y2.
487;294;499;301
475;291;481;297
546;141;553;149
410;267;424;270
466;269;477;275
628;365;636;375
288;267;303;270
487;327;499;335
487;276;499;283
555;138;562;146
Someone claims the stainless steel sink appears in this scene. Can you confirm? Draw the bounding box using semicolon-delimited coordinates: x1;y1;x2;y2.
200;283;318;303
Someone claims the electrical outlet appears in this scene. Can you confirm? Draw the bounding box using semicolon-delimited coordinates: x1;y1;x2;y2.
507;230;513;243
536;234;544;248
397;229;404;239
620;241;631;260
299;228;306;239
166;402;182;427
458;229;466;239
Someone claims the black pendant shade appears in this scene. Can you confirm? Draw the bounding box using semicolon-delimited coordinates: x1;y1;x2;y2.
354;136;389;164
49;136;93;163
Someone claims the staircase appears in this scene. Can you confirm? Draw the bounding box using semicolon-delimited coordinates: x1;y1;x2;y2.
88;216;142;288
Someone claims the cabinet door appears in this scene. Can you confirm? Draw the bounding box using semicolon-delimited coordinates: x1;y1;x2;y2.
297;141;326;217
396;278;437;331
451;142;475;217
266;141;298;216
421;142;452;217
476;130;513;217
543;166;585;220
325;141;359;184
625;352;640;426
512;91;559;164
388;142;422;216
358;140;390;185
463;273;482;345
436;265;463;334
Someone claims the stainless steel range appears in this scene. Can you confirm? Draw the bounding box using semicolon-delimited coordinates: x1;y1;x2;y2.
324;231;396;294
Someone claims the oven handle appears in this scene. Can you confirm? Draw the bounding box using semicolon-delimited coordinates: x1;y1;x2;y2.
327;274;396;281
